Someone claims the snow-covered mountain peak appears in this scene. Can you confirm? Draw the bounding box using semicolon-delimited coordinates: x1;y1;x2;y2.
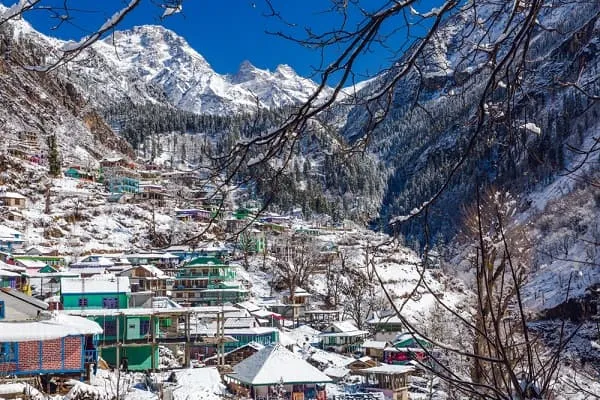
78;25;332;114
0;11;336;115
275;63;298;78
230;60;270;84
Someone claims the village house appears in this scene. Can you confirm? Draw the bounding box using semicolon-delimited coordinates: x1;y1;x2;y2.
64;166;97;181
60;276;131;310
191;314;279;358
362;340;394;361
353;364;415;400
383;332;432;365
0;288;102;379
0;268;23;291
13;248;66;267
261;287;312;325
69;255;115;277
100;157;140;194
118;264;173;297
60;276;165;371
0;191;27;209
225;217;247;234
240;228;267;254
225;344;331;400
133;183;168;206
175;208;213;222
30;270;77;302
124;252;179;270
367;310;405;341
319;320;370;354
282;287;311;321
63;307;161;371
204;342;264;367
0;225;25;252
171;256;247;306
303;309;343;330
14;258;49;275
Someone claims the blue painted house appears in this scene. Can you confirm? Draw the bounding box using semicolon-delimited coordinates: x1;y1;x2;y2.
0;225;25;252
0;288;102;378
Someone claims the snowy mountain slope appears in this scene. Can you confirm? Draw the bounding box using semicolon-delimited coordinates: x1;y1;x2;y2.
340;0;600;238
63;25;331;115
0;21;134;168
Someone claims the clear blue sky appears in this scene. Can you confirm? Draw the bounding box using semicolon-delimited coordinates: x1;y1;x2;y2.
20;0;440;83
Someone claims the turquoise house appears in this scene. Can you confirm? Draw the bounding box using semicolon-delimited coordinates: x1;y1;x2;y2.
61;276;130;309
60;276;160;371
172;256;247;306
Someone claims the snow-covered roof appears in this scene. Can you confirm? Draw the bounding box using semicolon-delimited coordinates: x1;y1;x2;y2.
61;276;131;294
16;259;48;269
277;330;297;347
281;287;310;297
71;256;114;267
332;320;361;332
0;224;23;238
0;287;48;310
125;252;179;259
323;366;350;379
0;192;26;199
171;367;226;400
223;317;258;329
236;300;261;312
306;348;354;368
393;332;429;345
292;325;321;336
0;313;102;341
252;309;280;319
128;264;168;278
0;268;20;277
362;340;389;350
228;344;332;386
204;342;265;364
320;320;369;337
356;364;415;375
0;260;25;272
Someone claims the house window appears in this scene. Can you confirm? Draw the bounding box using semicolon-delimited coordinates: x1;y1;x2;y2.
0;301;4;319
78;298;88;307
0;343;16;363
102;297;118;309
104;320;117;336
140;320;150;336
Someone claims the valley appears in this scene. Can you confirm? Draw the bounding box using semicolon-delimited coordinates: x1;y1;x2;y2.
0;0;599;399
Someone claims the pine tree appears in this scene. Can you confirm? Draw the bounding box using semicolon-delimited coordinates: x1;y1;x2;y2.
47;134;61;177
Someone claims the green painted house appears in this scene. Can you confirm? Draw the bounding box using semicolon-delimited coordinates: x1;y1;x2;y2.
60;276;161;371
172;256;247;306
61;276;130;309
87;312;160;371
64;167;97;181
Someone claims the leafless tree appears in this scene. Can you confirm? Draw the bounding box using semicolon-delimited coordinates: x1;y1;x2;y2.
273;233;318;300
362;187;583;399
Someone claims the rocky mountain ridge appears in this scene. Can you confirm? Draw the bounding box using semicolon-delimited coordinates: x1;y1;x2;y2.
65;24;330;115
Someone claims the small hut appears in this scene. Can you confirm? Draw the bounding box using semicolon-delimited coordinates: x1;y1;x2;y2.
354;364;415;400
225;344;331;400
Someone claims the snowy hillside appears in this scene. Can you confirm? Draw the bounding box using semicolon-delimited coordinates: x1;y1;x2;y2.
60;25;331;115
